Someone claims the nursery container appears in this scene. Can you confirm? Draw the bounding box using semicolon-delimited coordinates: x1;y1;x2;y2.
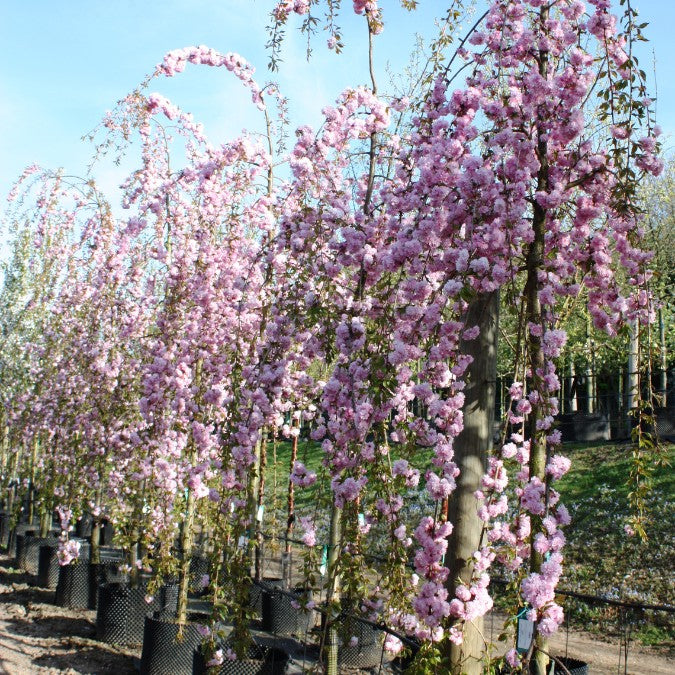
55;558;91;609
7;523;40;558
36;543;60;589
251;578;282;624
321;606;384;670
88;547;125;609
139;612;204;675
75;514;94;538
499;656;589;675
189;554;210;597
262;584;314;637
97;580;179;645
193;642;289;675
0;512;10;549
74;515;114;544
391;639;420;673
15;532;30;570
24;535;59;575
553;656;589;674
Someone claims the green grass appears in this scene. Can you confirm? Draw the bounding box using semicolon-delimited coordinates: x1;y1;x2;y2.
259;438;327;541
550;441;674;649
261;437;675;648
555;440;674;507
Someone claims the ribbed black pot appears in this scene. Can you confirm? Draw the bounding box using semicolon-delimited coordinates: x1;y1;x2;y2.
139;612;204;675
0;512;10;549
97;580;179;646
193;643;289;675
252;578;282;624
322;610;383;670
262;585;314;637
9;523;39;558
24;536;59;575
75;514;94;538
89;554;126;610
15;532;30;570
101;520;115;546
499;656;589;675
55;559;91;609
36;543;61;589
189;555;209;596
554;657;589;675
74;516;114;544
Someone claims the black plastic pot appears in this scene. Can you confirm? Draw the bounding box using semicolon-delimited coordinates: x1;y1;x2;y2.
24;535;59;575
15;532;30;570
55;558;91;609
99;545;125;562
36;543;60;589
89;558;126;610
193;642;289;675
139;612;204;675
321;609;384;670
262;585;314;637
499;656;589;675
189;554;209;596
553;656;589;674
337;617;383;669
74;516;114;544
97;580;179;646
252;578;282;625
89;546;125;609
0;512;10;549
8;524;37;558
75;514;94;538
248;583;263;618
101;519;115;546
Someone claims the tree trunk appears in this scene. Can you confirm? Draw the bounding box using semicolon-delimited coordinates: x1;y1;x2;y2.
527;17;551;668
445;291;498;674
324;502;342;675
585;317;596;414
27;437;38;525
286;421;299;555
254;431;268;581
90;489;103;565
39;509;50;537
658;309;667;407
565;358;577;413
176;486;196;628
626;319;639;434
0;426;8;509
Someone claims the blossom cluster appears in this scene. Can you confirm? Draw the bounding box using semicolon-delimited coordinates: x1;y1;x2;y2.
2;0;663;666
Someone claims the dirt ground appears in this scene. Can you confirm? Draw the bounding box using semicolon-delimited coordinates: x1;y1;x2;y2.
0;552;672;674
483;610;674;675
0;554;137;674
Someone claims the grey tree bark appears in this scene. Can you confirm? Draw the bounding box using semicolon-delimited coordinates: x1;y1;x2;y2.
445;291;499;674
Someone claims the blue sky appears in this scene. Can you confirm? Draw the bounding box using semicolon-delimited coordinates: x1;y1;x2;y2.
1;0;674;220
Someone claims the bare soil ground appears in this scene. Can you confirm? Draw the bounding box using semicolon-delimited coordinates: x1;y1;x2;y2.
485;611;674;674
0;554;137;674
0;552;672;674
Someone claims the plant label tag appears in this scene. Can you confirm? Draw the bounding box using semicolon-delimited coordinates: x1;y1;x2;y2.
358;513;366;527
320;545;328;575
256;505;264;522
237;535;248;549
516;610;534;653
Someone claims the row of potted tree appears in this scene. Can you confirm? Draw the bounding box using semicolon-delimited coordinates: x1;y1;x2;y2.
0;1;664;672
